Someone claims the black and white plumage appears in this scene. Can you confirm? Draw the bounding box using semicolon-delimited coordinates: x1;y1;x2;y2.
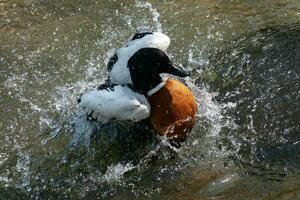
78;32;188;123
108;32;170;85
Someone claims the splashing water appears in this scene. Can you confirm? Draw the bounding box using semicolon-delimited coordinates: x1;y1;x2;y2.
1;0;300;199
135;0;162;32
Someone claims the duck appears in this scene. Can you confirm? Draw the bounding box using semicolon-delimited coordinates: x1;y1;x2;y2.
107;32;170;85
79;33;197;144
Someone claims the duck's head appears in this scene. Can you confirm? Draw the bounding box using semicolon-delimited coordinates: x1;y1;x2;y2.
128;47;190;95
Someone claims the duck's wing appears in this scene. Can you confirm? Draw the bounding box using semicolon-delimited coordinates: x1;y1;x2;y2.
79;85;150;122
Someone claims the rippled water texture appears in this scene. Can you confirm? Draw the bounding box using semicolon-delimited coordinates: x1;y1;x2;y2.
1;0;300;199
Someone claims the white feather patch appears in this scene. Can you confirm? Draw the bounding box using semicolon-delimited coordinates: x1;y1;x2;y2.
79;85;151;122
147;79;166;96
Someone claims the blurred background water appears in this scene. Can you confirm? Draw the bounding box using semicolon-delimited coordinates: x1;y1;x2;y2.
1;0;300;199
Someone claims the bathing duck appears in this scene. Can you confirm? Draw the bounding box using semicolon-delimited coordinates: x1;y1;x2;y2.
107;32;170;85
128;48;198;142
79;47;197;142
79;35;197;143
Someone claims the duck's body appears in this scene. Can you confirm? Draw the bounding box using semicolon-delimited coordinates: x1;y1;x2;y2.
148;79;197;142
79;78;197;142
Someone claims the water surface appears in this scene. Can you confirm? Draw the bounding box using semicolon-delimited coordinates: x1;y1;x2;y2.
1;0;300;199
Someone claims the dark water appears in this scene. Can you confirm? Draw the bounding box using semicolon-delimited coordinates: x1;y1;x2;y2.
200;23;300;163
1;0;300;199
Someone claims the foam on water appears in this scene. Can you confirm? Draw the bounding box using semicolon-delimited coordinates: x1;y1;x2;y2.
103;162;136;183
16;152;31;192
135;1;162;32
69;112;95;148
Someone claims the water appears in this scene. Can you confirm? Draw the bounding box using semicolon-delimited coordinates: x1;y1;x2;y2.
1;0;300;199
